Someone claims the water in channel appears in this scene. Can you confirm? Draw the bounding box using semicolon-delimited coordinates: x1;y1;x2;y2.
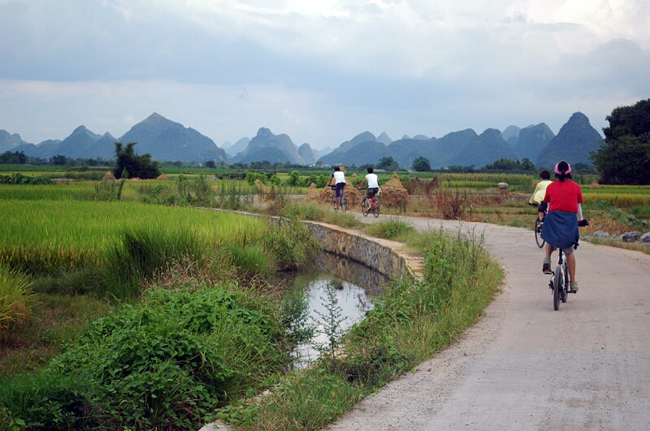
288;252;388;367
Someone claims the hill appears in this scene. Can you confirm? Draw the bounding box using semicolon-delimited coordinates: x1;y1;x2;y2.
119;113;227;163
234;128;304;164
536;112;603;168
298;143;316;165
447;129;519;168
514;123;555;162
225;137;251;157
318;131;377;165
0;130;29;152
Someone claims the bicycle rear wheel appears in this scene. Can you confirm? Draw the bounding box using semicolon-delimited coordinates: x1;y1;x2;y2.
553;268;561;310
361;198;369;216
340;195;348;212
373;198;380;218
535;219;545;248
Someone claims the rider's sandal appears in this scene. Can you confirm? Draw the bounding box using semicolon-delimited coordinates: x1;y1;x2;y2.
570;281;579;293
542;258;552;274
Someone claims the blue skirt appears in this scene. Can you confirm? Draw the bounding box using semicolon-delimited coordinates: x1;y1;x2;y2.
541;210;579;249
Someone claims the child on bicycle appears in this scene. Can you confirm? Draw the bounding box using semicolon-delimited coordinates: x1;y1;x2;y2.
529;170;552;221
540;161;589;293
358;166;380;203
327;166;346;209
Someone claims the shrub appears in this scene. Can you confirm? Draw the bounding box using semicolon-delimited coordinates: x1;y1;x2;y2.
432;188;472;219
1;286;290;430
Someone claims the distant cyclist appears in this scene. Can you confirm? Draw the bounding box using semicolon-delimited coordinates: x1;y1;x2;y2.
327;166;346;209
529;170;552;221
359;166;380;200
540;161;588;293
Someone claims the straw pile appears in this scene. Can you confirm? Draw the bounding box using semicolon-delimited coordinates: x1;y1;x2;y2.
255;179;269;201
156;173;169;180
315;184;362;207
379;173;409;210
102;170;116;181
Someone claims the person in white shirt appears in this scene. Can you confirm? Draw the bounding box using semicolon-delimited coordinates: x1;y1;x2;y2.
359;166;380;200
327;166;346;209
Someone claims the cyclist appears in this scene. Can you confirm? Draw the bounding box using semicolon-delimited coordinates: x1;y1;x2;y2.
358;166;380;204
540;160;588;293
327;166;346;209
529;170;552;221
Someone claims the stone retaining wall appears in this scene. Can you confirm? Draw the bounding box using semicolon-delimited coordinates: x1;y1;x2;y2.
208;209;422;280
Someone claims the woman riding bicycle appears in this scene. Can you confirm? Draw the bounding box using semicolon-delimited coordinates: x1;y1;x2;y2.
540;160;588;293
529;170;552;221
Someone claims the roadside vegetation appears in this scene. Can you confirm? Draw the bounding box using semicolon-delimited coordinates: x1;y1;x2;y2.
214;227;502;430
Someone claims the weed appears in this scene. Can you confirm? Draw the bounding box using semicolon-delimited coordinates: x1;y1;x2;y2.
0;265;35;337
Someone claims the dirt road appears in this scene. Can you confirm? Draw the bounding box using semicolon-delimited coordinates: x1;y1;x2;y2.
328;215;650;431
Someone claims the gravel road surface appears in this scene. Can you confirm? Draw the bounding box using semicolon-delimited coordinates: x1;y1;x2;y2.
327;215;650;431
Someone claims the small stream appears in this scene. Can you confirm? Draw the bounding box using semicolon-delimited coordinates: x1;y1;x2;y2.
288;252;389;367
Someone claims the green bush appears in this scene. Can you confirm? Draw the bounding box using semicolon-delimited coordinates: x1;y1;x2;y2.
1;286;290;430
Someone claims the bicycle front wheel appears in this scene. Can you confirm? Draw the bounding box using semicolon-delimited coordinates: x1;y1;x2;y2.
373;198;380;218
535;219;545;248
553;268;561;311
340;195;348;212
361;198;369;216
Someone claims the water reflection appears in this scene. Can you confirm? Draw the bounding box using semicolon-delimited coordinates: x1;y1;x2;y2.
291;252;389;367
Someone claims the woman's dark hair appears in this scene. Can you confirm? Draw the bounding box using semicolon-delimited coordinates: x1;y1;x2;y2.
367;167;374;173
556;161;572;182
334;166;340;172
540;170;550;180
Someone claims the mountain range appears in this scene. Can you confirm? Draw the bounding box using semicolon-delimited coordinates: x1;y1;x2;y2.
316;112;602;168
1;112;603;167
6;113;227;163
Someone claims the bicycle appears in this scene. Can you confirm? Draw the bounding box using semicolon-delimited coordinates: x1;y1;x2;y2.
361;194;380;218
331;186;347;212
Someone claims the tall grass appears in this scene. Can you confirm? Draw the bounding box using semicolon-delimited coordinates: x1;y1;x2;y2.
0;265;35;337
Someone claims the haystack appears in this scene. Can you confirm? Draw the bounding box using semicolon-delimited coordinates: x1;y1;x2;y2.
316;184;362;207
589;180;601;189
306;183;320;202
379;173;409;210
255;179;269;201
156;173;169;180
102;170;116;181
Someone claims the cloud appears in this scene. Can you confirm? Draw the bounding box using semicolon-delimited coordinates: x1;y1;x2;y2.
0;0;649;147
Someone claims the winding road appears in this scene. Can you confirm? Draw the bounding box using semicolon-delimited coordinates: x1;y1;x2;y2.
327;215;650;431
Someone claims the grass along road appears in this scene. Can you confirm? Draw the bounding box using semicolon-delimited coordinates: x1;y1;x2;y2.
328;214;650;431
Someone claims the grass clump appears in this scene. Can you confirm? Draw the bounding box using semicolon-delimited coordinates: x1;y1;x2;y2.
0;266;35;337
364;218;416;240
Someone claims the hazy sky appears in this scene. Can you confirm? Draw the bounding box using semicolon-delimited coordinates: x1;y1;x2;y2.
1;0;648;149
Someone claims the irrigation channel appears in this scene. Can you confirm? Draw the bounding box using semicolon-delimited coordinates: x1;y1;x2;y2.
289;251;387;366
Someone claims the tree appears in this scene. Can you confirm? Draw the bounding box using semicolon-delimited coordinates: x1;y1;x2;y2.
0;151;27;164
204;160;216;168
113;142;160;179
412;156;431;172
377;156;399;171
51;155;67;165
593;99;650;184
